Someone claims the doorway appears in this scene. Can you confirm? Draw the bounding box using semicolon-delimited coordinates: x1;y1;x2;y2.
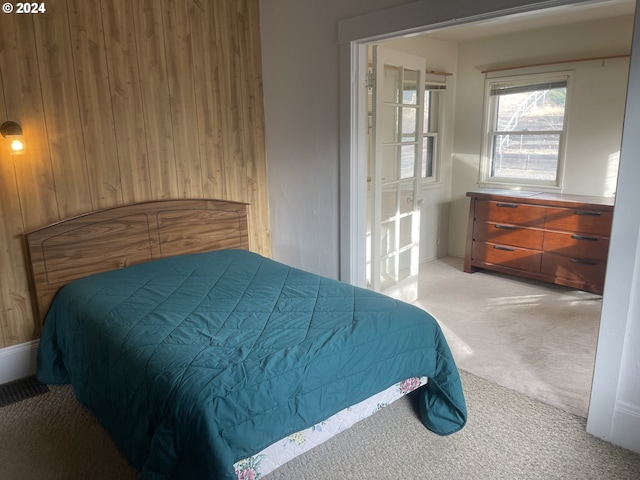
338;0;636;440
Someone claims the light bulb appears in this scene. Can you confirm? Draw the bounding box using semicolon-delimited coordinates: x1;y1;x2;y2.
11;139;24;152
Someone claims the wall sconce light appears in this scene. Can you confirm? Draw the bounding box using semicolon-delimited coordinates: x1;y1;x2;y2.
1;121;25;155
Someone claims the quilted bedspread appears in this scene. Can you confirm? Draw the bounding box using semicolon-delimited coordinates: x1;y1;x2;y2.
37;250;467;479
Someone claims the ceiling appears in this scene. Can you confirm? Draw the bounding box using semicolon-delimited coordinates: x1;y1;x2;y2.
422;0;636;43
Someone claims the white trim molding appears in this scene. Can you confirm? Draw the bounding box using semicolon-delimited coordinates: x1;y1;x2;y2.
0;340;39;384
611;402;640;453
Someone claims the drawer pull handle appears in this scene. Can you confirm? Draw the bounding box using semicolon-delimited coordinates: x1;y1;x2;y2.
496;203;518;208
571;234;598;241
574;210;602;217
493;245;515;252
495;224;518;230
570;258;598;266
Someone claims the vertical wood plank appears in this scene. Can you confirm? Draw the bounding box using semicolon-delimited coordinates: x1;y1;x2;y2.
0;75;12;347
101;0;151;203
0;81;37;345
0;171;35;344
0;13;58;231
163;0;203;198
33;0;93;217
68;0;123;209
241;0;270;255
214;0;247;204
190;0;227;200
0;13;54;343
132;0;177;199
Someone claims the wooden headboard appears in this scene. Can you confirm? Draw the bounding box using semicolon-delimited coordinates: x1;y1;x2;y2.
25;199;249;322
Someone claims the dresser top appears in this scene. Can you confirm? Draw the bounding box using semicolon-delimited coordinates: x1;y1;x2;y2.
467;189;615;209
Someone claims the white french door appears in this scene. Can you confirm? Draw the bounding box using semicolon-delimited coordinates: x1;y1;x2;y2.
367;46;426;302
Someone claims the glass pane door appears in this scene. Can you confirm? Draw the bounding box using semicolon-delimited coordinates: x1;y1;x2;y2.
368;46;425;302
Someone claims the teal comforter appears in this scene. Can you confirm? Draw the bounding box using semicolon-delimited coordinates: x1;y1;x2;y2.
37;250;466;479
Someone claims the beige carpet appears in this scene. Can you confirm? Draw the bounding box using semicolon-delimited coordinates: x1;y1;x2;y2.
1;371;639;479
0;383;137;479
266;371;640;480
412;257;601;418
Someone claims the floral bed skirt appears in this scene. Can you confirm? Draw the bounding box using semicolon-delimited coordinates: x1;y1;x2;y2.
234;376;428;479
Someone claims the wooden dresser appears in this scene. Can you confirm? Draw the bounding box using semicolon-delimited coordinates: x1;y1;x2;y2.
464;189;614;294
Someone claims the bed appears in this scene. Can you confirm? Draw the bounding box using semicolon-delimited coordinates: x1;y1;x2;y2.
26;199;467;479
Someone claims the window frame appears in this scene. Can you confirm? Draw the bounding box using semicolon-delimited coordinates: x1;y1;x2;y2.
421;83;445;186
479;71;573;189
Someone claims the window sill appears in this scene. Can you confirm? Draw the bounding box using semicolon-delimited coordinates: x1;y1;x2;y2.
477;180;562;193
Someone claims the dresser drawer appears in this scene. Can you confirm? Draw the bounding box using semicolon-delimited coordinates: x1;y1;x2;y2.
543;231;609;261
475;200;546;227
541;253;606;288
474;222;543;249
472;241;542;272
544;207;612;236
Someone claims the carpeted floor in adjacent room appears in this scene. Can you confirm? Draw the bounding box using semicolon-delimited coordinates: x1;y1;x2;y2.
412;256;601;418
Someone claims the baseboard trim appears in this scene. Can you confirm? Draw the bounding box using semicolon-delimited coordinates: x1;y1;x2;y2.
611;401;640;454
0;340;39;384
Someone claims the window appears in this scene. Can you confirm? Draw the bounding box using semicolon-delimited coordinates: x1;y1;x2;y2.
422;86;443;182
389;80;444;184
481;73;570;187
367;67;445;186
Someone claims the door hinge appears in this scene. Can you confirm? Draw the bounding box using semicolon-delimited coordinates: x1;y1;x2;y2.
366;70;375;90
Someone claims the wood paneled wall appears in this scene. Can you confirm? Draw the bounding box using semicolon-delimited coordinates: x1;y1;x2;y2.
0;0;270;348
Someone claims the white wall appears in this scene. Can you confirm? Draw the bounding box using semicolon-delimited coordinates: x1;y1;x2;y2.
260;0;640;453
448;15;633;258
259;0;413;279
